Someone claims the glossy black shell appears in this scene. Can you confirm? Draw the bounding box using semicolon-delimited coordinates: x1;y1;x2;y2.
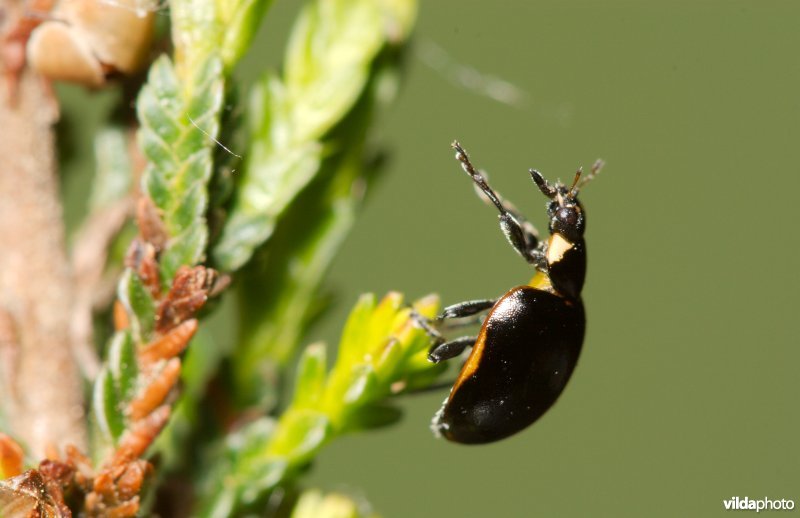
548;238;586;300
434;286;585;444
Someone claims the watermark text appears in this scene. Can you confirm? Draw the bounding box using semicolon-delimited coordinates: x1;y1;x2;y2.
723;497;795;512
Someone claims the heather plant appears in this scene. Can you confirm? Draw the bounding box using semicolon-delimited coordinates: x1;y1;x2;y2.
0;0;439;515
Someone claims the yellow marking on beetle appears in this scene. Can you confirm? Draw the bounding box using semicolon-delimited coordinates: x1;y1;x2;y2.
528;270;552;291
452;326;488;393
547;233;573;264
450;287;520;392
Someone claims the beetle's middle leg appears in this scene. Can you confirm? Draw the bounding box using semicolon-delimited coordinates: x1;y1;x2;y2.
428;336;476;363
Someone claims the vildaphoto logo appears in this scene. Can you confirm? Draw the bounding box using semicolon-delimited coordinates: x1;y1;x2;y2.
723;497;795;512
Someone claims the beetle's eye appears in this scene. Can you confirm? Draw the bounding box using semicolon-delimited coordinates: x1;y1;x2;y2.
556;207;578;226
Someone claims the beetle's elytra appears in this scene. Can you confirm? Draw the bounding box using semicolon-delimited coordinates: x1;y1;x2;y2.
423;141;602;444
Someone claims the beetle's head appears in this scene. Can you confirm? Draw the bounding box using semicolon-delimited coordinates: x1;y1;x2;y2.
530;160;603;243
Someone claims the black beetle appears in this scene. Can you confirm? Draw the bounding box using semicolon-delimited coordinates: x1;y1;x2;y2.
422;141;602;444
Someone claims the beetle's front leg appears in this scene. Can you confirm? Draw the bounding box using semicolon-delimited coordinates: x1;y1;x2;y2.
452;141;543;264
529;241;548;271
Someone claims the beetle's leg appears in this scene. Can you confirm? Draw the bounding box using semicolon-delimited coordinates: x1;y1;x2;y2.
428;336;476;363
410;309;446;345
529;169;557;198
436;299;496;331
528;241;548;271
411;310;477;362
437;299;495;321
499;200;541;255
452;141;541;263
438;313;485;331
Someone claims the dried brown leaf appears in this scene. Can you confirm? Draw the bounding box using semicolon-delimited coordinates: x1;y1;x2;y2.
138;319;197;365
128;357;181;420
155;266;218;332
135;197;167;252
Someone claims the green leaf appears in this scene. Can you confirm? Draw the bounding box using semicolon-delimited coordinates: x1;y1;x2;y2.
117;269;155;342
325;293;442;413
265;410;330;466
291;489;376;518
374;338;403;383
170;0;220;84
337;294;377;369
194;1;422;513
343;402;402;433
159;226;208;282
196;417;283;517
363;292;403;359
168;182;206;232
341;364;380;410
213;137;322;270
202;492;238;518
217;0;275;69
91;367;125;445
85;0;280;500
107;331;138;401
214;0;390;271
172;0;272;80
284;0;383;143
292;343;328;409
199;291;439;514
238;459;288;505
230;136;370;405
212;73;322;270
377;0;418;43
136;54;223;283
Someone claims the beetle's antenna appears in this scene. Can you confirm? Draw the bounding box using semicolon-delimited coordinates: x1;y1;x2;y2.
568;168;583;196
573;159;605;195
452;141;506;214
589;159;605;179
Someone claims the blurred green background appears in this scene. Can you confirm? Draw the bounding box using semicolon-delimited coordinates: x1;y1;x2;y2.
61;1;800;516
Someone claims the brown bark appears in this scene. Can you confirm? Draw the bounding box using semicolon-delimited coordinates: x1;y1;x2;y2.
0;64;87;454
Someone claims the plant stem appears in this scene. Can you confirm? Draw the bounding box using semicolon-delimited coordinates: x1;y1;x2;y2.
0;67;86;456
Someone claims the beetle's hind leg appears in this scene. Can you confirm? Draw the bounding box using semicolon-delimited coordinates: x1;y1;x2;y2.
410;308;480;363
428;336;477;363
452;141;542;264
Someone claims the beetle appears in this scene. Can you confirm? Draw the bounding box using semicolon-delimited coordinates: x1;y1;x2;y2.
423;141;602;444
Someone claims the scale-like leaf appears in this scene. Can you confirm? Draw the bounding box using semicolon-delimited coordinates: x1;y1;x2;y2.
292;343;328;409
136;54;223;283
107;331;138;401
117;269;155;342
214;0;388;271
